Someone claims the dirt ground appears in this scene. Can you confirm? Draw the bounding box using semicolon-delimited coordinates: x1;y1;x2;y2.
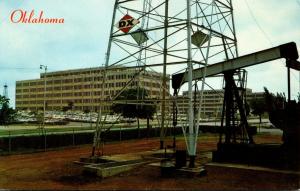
0;133;299;190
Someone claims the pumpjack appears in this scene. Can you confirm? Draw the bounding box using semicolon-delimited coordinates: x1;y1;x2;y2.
172;42;300;170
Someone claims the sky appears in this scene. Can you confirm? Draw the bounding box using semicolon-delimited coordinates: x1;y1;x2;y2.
0;0;299;108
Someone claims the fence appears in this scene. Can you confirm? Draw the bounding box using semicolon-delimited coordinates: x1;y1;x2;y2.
0;126;183;154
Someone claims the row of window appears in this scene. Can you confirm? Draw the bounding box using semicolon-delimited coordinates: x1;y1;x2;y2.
16;99;111;105
17;88;162;101
17;69;165;86
16;81;44;87
17;105;111;112
16;82;137;92
17;78;166;93
44;69;106;78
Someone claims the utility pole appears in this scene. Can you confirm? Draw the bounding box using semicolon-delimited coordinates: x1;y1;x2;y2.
40;65;47;129
288;67;291;102
3;84;8;99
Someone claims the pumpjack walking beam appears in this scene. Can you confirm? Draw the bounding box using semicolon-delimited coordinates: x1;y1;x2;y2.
172;42;300;90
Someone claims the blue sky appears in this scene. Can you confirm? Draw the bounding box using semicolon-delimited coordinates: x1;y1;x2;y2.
0;0;299;108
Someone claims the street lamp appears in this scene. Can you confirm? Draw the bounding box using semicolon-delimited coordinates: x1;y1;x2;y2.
40;65;47;129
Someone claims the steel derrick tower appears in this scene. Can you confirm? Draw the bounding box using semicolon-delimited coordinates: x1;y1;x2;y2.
94;0;239;165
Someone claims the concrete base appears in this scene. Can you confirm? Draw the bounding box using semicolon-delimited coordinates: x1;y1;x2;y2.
83;159;149;178
205;162;300;186
77;149;175;178
175;166;207;178
206;162;300;175
213;143;300;170
158;159;207;178
78;156;112;164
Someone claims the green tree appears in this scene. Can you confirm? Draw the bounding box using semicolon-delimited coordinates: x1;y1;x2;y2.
111;88;156;136
62;101;74;112
264;87;286;130
0;96;15;125
264;87;300;150
249;98;266;127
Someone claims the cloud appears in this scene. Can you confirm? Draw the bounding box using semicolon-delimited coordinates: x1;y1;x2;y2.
0;0;299;107
233;0;300;96
0;0;114;107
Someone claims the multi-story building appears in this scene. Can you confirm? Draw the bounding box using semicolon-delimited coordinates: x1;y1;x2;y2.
246;91;265;101
176;89;265;118
16;67;170;113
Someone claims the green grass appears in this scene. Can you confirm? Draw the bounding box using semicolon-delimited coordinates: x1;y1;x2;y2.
0;122;154;137
0;126;94;137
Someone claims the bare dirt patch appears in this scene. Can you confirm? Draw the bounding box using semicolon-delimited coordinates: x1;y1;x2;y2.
0;133;298;190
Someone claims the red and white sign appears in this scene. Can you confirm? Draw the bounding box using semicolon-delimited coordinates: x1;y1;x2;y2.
116;14;139;33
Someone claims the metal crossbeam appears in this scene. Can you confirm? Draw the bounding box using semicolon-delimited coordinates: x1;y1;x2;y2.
172;42;300;90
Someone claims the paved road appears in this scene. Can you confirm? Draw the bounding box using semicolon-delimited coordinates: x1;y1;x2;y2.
257;127;283;135
0;118;282;137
